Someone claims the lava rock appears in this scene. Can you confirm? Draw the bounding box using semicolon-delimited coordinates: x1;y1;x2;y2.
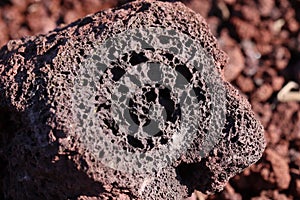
0;0;265;199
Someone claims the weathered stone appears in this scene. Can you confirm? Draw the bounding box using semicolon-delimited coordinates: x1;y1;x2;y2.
0;0;265;199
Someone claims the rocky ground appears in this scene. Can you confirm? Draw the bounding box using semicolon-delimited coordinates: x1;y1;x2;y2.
0;0;299;199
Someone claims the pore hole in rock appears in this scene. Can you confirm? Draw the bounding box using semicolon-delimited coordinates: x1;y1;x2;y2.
128;84;181;127
176;160;213;194
129;51;149;66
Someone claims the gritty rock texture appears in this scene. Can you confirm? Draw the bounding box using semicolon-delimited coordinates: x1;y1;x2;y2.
0;0;265;199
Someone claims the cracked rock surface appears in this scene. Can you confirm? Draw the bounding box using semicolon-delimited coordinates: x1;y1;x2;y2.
0;0;265;199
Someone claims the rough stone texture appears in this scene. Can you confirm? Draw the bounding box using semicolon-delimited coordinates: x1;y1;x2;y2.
0;0;265;199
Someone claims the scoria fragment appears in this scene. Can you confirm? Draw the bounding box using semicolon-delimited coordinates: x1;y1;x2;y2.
0;0;265;199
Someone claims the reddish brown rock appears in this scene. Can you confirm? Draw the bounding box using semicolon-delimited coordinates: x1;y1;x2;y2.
231;17;257;40
258;0;275;17
0;19;9;47
256;43;273;56
220;184;242;200
253;190;290;200
240;5;260;24
271;102;300;140
265;124;282;145
236;75;255;93
265;149;291;190
272;76;285;91
26;2;56;34
274;46;291;70
186;0;211;17
252;84;273;102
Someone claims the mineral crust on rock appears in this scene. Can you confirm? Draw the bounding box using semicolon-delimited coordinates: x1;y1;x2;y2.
0;0;265;199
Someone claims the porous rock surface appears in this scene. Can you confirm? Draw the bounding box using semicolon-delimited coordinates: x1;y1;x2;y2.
0;0;265;199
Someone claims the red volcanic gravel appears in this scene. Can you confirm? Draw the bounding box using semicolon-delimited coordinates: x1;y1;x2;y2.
0;0;300;199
